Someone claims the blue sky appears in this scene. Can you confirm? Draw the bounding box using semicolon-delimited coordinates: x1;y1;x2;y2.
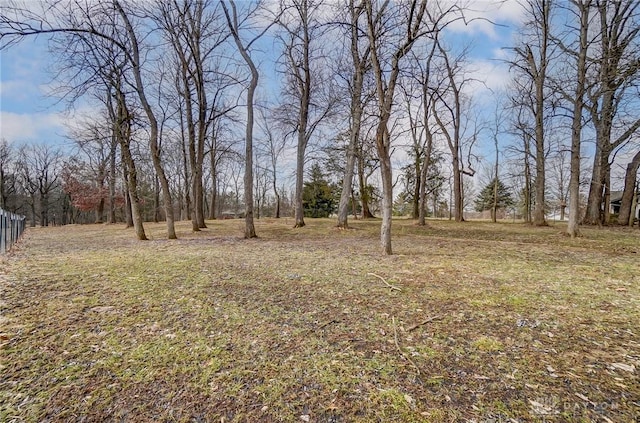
0;1;525;150
1;35;73;146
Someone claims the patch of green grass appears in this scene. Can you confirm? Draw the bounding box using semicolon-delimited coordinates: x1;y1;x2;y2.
472;336;504;352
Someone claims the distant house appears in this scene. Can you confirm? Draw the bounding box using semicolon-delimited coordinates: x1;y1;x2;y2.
609;191;640;220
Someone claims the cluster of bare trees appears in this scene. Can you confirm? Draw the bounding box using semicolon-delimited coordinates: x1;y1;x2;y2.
508;0;640;237
0;139;66;226
1;0;639;254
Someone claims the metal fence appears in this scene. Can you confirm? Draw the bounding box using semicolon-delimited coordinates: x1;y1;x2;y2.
0;208;26;254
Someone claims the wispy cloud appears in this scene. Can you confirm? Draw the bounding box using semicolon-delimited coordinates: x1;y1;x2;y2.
447;0;526;39
0;111;68;144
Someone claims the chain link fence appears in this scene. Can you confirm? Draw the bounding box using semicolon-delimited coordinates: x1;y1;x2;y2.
1;208;26;253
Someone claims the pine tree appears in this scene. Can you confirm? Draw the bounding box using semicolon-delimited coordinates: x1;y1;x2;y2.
474;178;514;220
302;164;338;218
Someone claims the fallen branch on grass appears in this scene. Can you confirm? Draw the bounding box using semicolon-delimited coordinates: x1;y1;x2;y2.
406;315;443;332
318;319;339;330
392;316;421;374
367;273;401;291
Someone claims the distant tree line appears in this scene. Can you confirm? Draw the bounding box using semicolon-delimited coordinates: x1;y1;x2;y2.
1;0;639;253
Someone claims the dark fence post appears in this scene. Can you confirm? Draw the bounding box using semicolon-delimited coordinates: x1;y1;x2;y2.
0;208;26;254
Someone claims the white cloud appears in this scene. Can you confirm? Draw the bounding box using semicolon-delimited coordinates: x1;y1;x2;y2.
0;79;44;107
468;59;511;95
0;111;68;144
446;0;526;39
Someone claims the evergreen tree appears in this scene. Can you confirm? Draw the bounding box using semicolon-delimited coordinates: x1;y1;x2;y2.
474;178;514;220
302;164;338;218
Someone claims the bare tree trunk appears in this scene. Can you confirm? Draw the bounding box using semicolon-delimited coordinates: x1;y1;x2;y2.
180;113;192;222
209;159;217;220
294;128;307;228
154;175;160;223
115;0;176;239
273;177;281;218
417;134;432;226
412;154;421;219
112;87;147;240
221;0;268;239
108;131;117;224
618;150;640;226
567;0;591;237
582;1;640;225
337;0;367;229
336;25;365;230
283;0;315;229
532;2;550;227
583;134;605;224
379;148;393;254
122;149;147;240
357;156;374;218
452;159;464;222
603;167;611;224
365;0;432;254
492;132;499;223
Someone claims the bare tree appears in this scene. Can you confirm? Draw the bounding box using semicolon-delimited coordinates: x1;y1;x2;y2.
582;0;640;225
364;0;453;254
336;0;370;229
221;0;279;238
511;0;553;226
16;144;63;227
431;40;479;223
256;107;287;218
113;0;177;238
277;0;338;228
155;0;230;231
618;149;640;226
1;0;177;238
0;139;13;210
506;96;535;223
562;0;592;236
107;81;148;240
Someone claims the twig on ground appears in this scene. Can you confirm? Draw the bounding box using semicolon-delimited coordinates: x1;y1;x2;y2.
406;315;443;332
367;273;401;291
318;319;339;329
392;316;421;375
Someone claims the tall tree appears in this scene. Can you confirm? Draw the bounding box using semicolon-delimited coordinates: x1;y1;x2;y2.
278;0;337;228
221;0;279;238
0;0;177;238
414;43;440;226
431;39;477;223
336;0;370;229
155;0;229;231
256;107;287;218
618;149;640;226
107;81;148;240
562;0;592;236
364;0;451;254
511;0;553;226
113;0;177;239
582;0;640;225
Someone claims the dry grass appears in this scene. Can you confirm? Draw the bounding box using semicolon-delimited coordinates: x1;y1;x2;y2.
1;218;639;422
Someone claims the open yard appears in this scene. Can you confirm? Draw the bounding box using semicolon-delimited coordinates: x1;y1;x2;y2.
1;218;639;422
